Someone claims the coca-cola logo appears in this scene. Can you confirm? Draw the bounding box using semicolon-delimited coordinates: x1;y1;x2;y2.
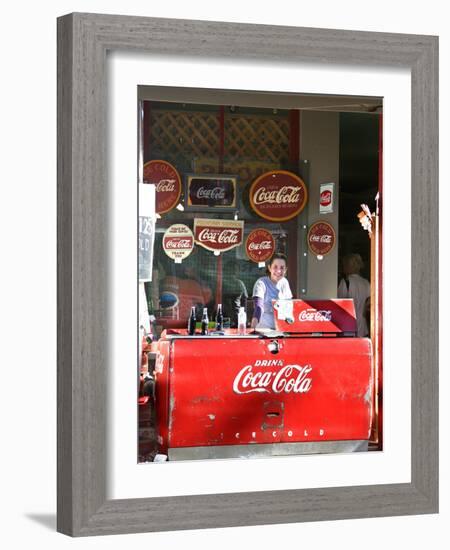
320;190;332;207
156;179;176;193
143;160;182;214
198;228;240;244
194;218;244;253
249;241;272;250
307;221;336;256
162;224;194;261
245;228;275;263
164;238;193;249
299;309;332;322
254;186;301;205
250;170;307;221
196;186;226;200
309;234;333;243
233;360;313;395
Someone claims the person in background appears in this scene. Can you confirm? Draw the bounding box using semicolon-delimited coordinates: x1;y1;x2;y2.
251;253;293;330
338;253;371;337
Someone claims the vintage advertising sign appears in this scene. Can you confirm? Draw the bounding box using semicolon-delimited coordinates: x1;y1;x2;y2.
155;336;373;450
307;221;336;256
143;159;182;214
245;229;275;263
273;299;357;334
162;224;194;263
185;174;238;211
193;218;244;253
319;182;334;214
249;170;308;222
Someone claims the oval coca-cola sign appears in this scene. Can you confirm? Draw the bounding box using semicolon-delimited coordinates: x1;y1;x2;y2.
249;170;307;222
143;160;182;214
245;229;275;263
193;218;244;253
162;224;194;262
307;221;336;256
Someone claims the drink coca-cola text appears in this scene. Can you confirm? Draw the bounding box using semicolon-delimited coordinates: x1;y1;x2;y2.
233;363;313;395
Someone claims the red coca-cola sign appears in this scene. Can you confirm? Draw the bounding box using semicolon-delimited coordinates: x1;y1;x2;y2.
320;190;332;207
194;218;244;253
143;160;182;214
307;221;336;256
250;170;307;222
273;299;357;334
245;229;275;263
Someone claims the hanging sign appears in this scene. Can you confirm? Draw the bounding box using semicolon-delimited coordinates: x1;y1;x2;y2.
307;221;336;256
162;224;194;263
143;160;182;214
319;182;334;214
245;229;275;264
185;174;238;211
194;218;244;253
249;170;308;222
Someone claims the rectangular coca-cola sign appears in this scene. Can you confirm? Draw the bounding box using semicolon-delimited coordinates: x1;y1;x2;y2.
193;218;244;253
185;174;238;211
273;299;358;334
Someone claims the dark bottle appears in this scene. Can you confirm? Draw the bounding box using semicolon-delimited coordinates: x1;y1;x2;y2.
215;303;223;331
188;306;196;336
201;307;209;335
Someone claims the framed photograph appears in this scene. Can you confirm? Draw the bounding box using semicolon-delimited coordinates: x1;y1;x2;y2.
57;13;438;536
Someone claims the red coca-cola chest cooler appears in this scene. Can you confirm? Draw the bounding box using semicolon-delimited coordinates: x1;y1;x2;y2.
155;299;373;460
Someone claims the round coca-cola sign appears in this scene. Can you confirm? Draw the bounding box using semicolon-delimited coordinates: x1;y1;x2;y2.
245;229;275;263
249;170;308;222
320;190;332;207
162;224;194;262
307;221;336;256
143;160;182;214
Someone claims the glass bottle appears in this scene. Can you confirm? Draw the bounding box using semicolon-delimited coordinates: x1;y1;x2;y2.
201;307;209;336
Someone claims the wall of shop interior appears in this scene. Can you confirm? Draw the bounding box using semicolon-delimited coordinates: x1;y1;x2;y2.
300;111;340;298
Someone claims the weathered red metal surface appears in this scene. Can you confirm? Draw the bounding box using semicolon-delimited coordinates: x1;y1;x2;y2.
155;335;373;453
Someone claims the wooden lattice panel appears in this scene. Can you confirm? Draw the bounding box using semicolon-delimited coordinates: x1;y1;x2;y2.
149;109;289;172
225;115;289;163
150;111;220;159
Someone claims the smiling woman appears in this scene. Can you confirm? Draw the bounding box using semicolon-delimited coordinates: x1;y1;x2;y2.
251;253;292;329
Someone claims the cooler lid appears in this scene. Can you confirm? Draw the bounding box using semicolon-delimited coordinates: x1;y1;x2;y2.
273;299;357;334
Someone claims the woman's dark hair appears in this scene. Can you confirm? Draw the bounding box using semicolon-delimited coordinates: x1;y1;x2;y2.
266;252;288;275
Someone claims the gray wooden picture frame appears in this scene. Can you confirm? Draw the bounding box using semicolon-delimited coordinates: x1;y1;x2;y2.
57;13;438;537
